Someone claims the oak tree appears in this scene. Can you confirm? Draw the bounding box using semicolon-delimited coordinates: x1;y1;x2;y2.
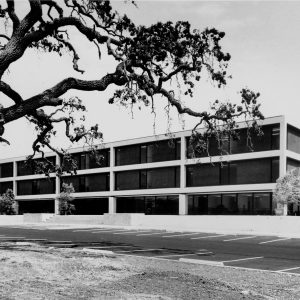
0;0;263;174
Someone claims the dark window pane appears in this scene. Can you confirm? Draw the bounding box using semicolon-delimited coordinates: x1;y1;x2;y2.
17;179;55;195
62;174;109;192
74;149;110;170
222;194;238;214
271;158;279;182
253;193;272;215
0;181;13;194
188;195;208;215
186;164;220;187
116;197;144;213
18;200;54;214
115;170;140;190
147;140;180;163
287;158;300;172
115;145;140;166
72;198;108;215
207;194;222;214
0;163;13;178
145;196;156;215
237;193;253;215
17;157;56;176
147;167;179;189
287;125;300;154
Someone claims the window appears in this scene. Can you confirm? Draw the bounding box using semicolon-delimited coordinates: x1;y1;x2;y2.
17;178;55;195
115;167;180;190
72;198;108;215
115;139;180;166
71;149;110;170
17;157;56;176
287;158;300;172
187;124;280;158
0;181;13;194
0;163;13;178
18;200;54;214
116;195;179;214
188;193;272;215
62;173;109;193
186;158;279;187
287;125;300;154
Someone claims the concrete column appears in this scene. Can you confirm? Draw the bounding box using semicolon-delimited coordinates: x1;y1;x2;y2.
279;117;288;215
14;201;19;215
13;161;17;196
180;136;186;189
109;196;117;214
55;154;61;215
179;194;188;215
109;146;115;192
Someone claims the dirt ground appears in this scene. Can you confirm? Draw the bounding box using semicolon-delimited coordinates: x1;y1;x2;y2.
0;242;299;300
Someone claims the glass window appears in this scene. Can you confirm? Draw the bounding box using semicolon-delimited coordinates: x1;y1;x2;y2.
0;163;13;178
115;145;140;166
287;158;300;172
287;125;300;154
146;167;179;189
17;157;56;176
72;198;108;215
237;193;253;215
222;194;238;214
62;173;109;192
207;194;222;214
72;149;110;170
115;170;140;190
253;193;272;215
17;178;55;195
146;140;180;163
0;181;13;194
188;195;208;215
186;164;220;187
18;200;54;214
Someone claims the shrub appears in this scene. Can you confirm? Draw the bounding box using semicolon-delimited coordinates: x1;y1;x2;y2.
0;189;17;215
57;183;75;215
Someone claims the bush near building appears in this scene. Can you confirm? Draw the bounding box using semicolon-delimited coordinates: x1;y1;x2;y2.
57;183;75;215
273;169;300;213
0;189;17;215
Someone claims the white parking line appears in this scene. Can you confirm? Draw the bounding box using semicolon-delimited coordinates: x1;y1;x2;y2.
223;236;257;242
277;266;300;272
222;256;264;263
73;229;107;232
91;229;128;233
136;232;175;236
87;245;133;249
117;248;164;253
191;234;228;240
259;238;291;244
162;233;204;238
114;230;153;235
0;237;25;239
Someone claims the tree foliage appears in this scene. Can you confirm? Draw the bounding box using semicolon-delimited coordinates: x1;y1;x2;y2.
273;169;300;206
57;182;75;215
0;0;264;174
0;189;17;215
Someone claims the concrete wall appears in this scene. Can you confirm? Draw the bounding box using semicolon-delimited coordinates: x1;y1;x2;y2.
23;214;54;223
0;215;24;225
46;215;105;225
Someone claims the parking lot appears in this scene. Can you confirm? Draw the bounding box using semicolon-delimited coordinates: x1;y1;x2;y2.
1;225;300;275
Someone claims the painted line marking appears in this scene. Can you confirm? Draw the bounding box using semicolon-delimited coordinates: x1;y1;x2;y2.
222;256;264;263
73;229;108;232
0;237;25;239
162;233;204;238
276;266;300;272
117;248;164;253
136;232;175;236
191;234;228;240
46;240;73;243
155;252;213;258
91;229;130;233
113;230;153;235
223;236;257;242
87;245;133;249
259;238;291;244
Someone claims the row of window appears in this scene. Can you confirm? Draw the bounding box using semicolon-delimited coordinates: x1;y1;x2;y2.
188;193;272;215
187;124;280;158
2;157;280;195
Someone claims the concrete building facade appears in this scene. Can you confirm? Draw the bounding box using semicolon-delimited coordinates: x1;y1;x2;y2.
0;115;299;216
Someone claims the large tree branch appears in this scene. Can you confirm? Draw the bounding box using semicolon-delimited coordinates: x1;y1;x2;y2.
0;81;23;104
6;0;20;32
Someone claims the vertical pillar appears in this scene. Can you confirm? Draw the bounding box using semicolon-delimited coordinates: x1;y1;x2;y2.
109;146;115;192
14;201;19;215
13;161;17;196
179;194;188;215
279;117;288;215
180;136;186;189
55;154;61;215
109;196;117;214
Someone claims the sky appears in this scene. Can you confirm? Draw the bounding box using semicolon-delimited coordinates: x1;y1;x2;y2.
1;0;300;158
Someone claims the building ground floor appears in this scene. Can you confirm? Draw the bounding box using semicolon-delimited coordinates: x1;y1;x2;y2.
16;191;288;216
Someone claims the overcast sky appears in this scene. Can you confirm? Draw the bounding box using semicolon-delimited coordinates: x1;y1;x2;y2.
1;0;300;159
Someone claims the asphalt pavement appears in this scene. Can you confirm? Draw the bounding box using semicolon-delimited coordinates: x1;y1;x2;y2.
1;225;300;275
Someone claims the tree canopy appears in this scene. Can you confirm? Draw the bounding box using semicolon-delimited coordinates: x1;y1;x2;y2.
0;0;264;174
